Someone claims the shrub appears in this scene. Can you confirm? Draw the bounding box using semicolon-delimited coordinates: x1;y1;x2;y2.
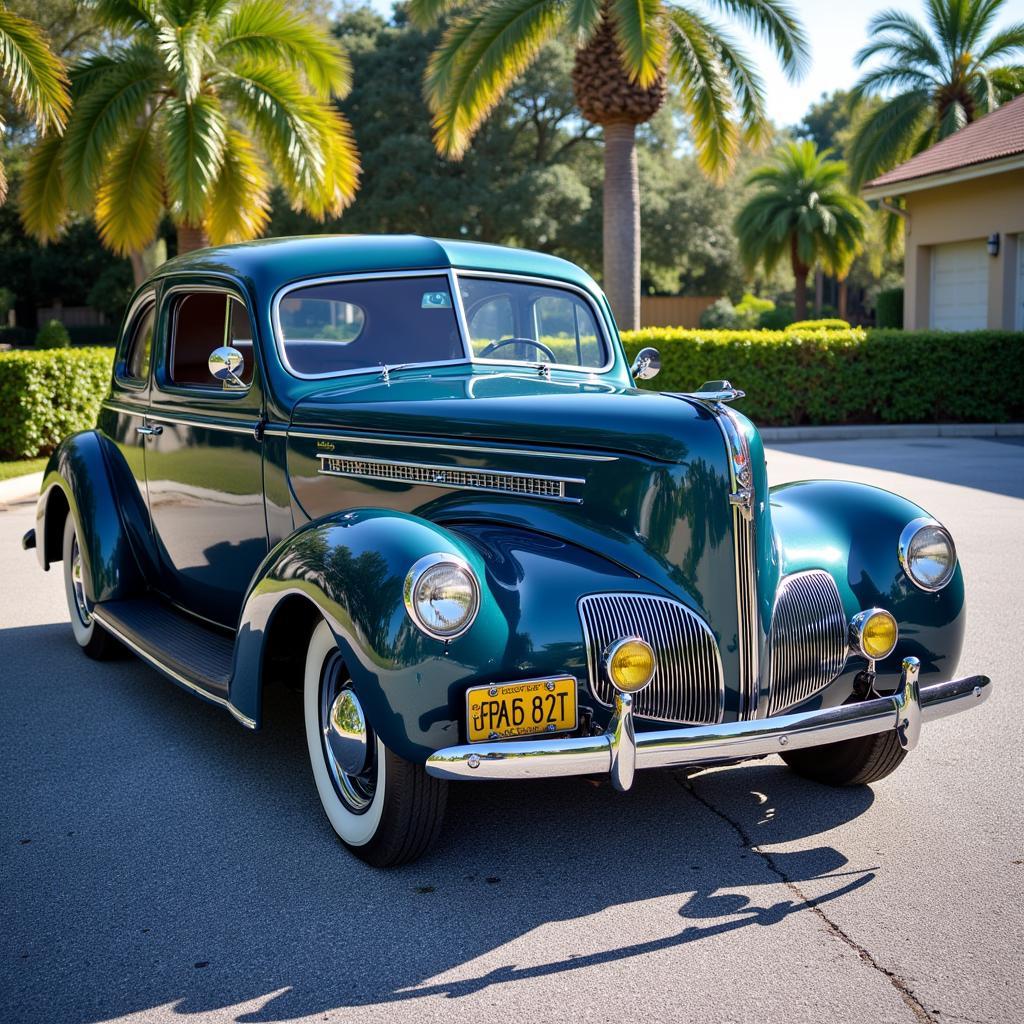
876;288;904;329
699;297;737;329
36;319;71;349
0;347;114;458
757;304;794;330
785;319;850;332
733;293;775;328
620;327;1024;426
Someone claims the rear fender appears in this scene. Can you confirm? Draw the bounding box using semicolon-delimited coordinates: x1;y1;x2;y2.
35;431;144;603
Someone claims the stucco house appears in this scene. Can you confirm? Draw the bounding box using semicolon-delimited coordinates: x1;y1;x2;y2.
862;94;1024;331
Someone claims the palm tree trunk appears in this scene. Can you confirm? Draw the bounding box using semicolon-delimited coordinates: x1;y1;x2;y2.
128;239;168;287
790;237;809;321
838;278;848;320
177;224;210;254
603;122;640;331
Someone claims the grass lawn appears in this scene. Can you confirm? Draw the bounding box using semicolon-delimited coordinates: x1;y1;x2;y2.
0;457;47;482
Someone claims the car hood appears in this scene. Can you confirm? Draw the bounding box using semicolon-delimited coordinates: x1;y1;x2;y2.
289;370;713;463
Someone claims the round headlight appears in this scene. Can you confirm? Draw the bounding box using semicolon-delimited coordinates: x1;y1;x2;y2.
403;553;480;640
604;637;656;693
899;518;957;592
849;608;898;661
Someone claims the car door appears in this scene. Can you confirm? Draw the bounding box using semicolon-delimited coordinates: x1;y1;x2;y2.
143;281;267;627
99;289;161;577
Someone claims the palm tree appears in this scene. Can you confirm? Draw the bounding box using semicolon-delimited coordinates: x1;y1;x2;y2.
0;2;70;204
848;0;1024;187
19;0;359;281
410;0;808;330
734;141;867;321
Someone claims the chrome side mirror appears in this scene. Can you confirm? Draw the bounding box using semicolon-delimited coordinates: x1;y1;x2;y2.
208;346;245;388
630;346;661;381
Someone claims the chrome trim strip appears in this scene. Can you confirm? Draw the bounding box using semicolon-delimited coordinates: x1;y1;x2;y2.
146;413;258;435
103;400;148;417
286;429;617;461
91;607;256;729
317;453;583;503
426;661;992;784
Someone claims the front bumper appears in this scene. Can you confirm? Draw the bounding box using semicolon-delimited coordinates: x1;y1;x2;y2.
425;658;991;791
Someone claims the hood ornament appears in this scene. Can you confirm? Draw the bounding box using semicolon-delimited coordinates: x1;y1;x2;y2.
686;380;745;404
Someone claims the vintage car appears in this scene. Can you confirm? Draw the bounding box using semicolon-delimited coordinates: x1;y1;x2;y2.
24;235;991;866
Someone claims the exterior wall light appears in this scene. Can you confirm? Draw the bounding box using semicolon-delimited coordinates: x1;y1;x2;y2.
987;233;1000;257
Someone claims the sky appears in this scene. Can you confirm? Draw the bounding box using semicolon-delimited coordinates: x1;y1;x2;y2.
359;0;1024;129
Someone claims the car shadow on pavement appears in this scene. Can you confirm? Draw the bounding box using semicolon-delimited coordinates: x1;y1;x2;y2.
2;624;878;1024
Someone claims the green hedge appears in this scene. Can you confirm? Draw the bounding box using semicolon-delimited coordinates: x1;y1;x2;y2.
621;327;1024;425
0;347;114;458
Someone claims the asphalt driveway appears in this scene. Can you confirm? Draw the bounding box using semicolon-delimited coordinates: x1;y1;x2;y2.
1;436;1021;1024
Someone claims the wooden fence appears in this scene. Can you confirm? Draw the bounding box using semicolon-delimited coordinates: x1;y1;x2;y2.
639;295;718;328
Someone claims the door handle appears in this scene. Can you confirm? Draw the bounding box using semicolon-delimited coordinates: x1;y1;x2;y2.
136;424;163;437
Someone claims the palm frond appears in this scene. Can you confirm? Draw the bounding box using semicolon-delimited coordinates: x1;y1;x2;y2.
847;88;931;186
0;154;6;205
857;9;940;68
204;126;271;243
665;7;737;180
61;48;162;206
703;0;809;80
300;106;360;219
160;92;227;224
938;96;968;136
0;7;71;132
425;0;564;159
986;62;1024;101
88;0;158;34
972;22;1024;66
215;0;352;99
565;0;603;45
850;63;937;102
408;0;463;30
95;119;164;253
18;134;69;242
611;0;666;87
155;15;209;103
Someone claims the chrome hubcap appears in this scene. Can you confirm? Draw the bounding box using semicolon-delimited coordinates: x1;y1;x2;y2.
70;534;92;626
320;653;375;813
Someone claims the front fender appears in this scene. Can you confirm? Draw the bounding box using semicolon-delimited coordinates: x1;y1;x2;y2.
770;480;965;688
35;431;144;603
232;511;640;761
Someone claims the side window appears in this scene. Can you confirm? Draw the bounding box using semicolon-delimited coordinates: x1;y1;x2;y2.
534;295;603;367
169;291;255;389
122;303;155;384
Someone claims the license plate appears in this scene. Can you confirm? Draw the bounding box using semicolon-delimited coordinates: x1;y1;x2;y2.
466;677;577;742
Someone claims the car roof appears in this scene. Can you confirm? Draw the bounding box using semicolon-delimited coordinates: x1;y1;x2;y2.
151;234;602;297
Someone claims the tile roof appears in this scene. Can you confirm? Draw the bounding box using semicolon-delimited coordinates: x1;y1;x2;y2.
863;94;1024;191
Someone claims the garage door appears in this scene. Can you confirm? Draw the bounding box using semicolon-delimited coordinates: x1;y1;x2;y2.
930;240;988;330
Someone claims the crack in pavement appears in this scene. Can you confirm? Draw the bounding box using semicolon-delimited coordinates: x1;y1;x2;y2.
679;774;937;1024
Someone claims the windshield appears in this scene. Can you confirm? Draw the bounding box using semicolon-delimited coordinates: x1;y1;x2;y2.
277;274;463;376
459;276;607;369
275;273;608;377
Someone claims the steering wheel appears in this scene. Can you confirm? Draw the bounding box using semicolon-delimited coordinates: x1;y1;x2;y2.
479;337;557;362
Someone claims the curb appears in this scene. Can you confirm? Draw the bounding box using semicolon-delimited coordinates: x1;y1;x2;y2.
760;423;1024;443
0;471;42;507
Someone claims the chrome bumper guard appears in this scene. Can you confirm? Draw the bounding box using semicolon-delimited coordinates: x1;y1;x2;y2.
425;658;992;791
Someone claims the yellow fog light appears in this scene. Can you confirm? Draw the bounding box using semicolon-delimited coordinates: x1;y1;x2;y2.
849;609;898;662
604;637;656;693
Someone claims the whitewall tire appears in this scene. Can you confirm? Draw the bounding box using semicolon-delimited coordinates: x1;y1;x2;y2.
303;620;448;866
62;515;118;659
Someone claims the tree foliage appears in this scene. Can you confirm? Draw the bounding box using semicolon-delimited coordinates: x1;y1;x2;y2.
18;0;360;253
848;0;1024;186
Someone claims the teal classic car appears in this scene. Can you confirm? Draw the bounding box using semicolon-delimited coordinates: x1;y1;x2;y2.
24;236;991;866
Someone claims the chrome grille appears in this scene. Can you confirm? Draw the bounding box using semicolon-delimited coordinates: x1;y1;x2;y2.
733;510;758;716
317;454;580;502
767;570;848;715
578;594;724;725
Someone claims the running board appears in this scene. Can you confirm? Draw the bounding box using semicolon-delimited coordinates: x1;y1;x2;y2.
92;597;255;728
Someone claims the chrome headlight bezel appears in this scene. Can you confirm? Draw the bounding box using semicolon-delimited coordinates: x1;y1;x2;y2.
849;608;899;662
403;552;480;641
898;517;957;592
